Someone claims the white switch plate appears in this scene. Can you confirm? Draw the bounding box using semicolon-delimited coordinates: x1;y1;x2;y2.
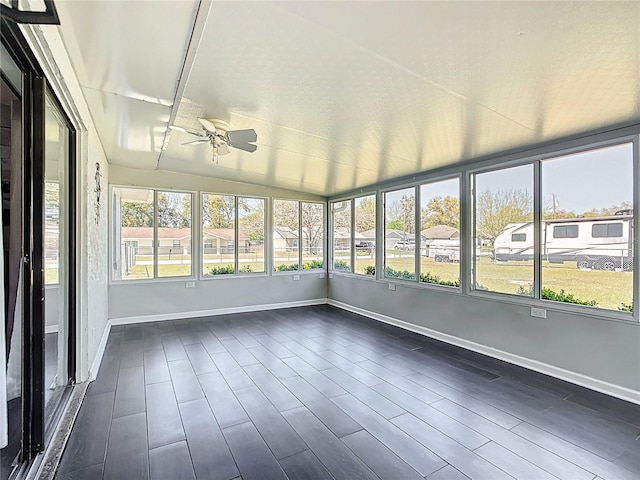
293;275;300;281
531;307;547;318
319;273;325;279
186;281;195;288
388;284;396;291
329;273;334;279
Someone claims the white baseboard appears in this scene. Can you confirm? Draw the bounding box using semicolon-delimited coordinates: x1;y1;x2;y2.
109;298;328;326
89;322;112;381
45;325;58;334
328;299;640;405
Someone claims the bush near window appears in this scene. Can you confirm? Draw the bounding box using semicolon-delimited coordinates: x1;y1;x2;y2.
209;265;235;275
364;265;375;276
619;302;633;312
333;260;350;270
517;284;597;306
275;263;299;272
419;272;460;287
303;260;324;269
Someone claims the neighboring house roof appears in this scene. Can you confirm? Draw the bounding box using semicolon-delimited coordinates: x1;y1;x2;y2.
421;225;460;240
274;226;298;239
359;229;376;238
333;227;365;240
203;228;249;241
385;229;409;239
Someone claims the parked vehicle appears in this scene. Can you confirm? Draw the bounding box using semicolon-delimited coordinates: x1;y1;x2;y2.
493;211;634;270
427;239;460;262
393;240;415;250
355;241;375;253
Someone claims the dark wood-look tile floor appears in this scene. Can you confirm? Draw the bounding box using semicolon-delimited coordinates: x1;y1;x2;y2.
55;306;640;480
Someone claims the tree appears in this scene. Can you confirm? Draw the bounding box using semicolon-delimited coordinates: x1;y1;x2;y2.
301;203;323;254
274;199;299;230
355;196;376;233
581;201;632;218
121;201;153;227
239;200;265;242
399;194;415;233
421;195;459;229
386;219;404;231
332;201;351;230
476;189;532;241
204;195;235;228
157;192;187;228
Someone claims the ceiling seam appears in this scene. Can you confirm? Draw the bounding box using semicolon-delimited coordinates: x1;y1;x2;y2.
155;0;213;169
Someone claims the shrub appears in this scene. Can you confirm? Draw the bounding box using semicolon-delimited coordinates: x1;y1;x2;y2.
384;266;415;280
619;302;633;312
303;260;324;270
275;263;299;272
517;284;597;306
333;260;349;271
364;265;376;276
419;272;460;287
209;264;235;275
238;265;253;273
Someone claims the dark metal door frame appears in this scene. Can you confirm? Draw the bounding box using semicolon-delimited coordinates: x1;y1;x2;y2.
2;8;76;468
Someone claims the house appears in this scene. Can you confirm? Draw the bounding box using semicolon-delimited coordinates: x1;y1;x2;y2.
1;2;638;479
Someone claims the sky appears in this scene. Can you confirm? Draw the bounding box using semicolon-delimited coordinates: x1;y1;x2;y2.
476;143;634;214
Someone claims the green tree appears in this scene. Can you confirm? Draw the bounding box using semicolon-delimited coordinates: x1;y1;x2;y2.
355;196;376;233
476;189;532;241
239;200;265;242
399;194;415;233
421;195;459;229
204;194;235;228
121;200;153;227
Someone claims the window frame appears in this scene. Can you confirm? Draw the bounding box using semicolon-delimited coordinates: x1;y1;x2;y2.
329;129;639;323
200;192;268;279
109;185;196;283
273;198;326;275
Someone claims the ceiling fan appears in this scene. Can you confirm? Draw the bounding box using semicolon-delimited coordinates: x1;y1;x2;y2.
169;118;257;163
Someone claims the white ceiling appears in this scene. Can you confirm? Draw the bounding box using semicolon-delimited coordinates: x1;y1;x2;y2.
54;1;640;197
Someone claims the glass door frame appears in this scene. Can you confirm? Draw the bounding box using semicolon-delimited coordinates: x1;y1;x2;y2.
1;12;76;472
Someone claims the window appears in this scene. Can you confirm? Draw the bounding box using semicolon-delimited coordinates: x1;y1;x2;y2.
112;187;155;280
473;164;534;295
384;187;416;280
274;199;300;271
44;182;60;284
331;200;351;271
301;202;324;269
274;200;324;272
553;225;579;238
420;178;459;286
157;191;192;277
541;143;634;310
354;195;376;275
512;233;526;242
239;198;266;273
592;223;623;238
202;194;236;275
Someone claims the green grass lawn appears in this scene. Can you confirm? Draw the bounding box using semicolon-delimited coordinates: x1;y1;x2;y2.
122;254;632;311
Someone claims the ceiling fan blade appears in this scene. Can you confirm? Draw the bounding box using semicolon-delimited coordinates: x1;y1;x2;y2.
217;143;230;155
227;129;257;144
182;139;210;146
231;142;257;153
197;118;217;133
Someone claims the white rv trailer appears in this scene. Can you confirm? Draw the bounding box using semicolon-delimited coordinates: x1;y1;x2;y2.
492;211;634;270
427;239;461;263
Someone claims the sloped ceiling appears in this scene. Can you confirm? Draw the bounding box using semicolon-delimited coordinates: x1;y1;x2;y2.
55;1;640;196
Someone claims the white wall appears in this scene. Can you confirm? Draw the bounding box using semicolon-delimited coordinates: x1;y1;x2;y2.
328;274;640;402
23;24;110;381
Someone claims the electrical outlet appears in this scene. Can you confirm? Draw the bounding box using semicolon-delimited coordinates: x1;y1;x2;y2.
329;273;334;279
293;275;300;281
319;273;325;279
531;307;547;319
388;283;396;291
186;281;196;288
